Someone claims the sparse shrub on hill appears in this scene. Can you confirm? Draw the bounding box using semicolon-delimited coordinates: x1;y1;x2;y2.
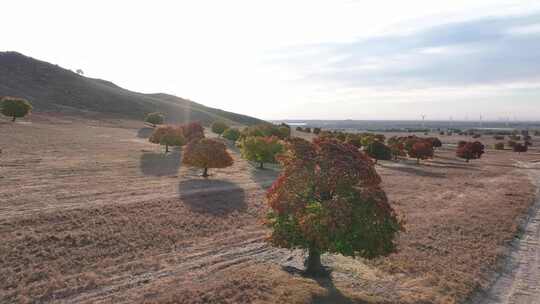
149;125;185;153
0;96;32;122
313;127;321;135
456;141;485;162
365;141;392;163
211;121;229;136
472;134;481;138
493;135;505;140
222;128;241;141
507;140;517;148
144;112;164;127
182;138;233;177
494;142;505;150
458;140;467;148
265;137;403;275
239;136;283;169
304;127;312;133
409;141;434;164
509;135;521;141
181;122;205;142
296;126;303;132
513;143;528;153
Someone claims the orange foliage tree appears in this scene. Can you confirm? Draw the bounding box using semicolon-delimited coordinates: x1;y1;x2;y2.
182;138;233;177
181;122;205;142
408;141;434;164
266;138;403;275
149;125;185;153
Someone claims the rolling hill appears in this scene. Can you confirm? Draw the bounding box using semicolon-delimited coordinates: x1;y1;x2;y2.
0;52;264;125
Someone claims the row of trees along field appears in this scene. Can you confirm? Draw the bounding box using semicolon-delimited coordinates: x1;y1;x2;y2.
0;96;32;121
144;114;537;274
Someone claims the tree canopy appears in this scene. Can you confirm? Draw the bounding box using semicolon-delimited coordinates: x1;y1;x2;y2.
149;125;185;152
456;141;485;162
1;97;32;121
144;112;164;127
182;138;234;177
211;121;229;135
266;138;402;275
222;128;241;141
239;136;283;169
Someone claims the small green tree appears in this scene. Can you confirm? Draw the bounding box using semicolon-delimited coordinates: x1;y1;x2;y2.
365;141;392;163
182;138;234;177
1;97;32;121
211;121;229;136
239;136;283;169
144;112;164;127
222;128;241;141
149;125;185;153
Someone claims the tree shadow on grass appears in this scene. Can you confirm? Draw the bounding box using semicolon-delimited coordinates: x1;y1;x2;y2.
379;163;446;178
137;127;154;138
139;150;181;176
177;179;246;215
312;276;362;304
249;166;280;189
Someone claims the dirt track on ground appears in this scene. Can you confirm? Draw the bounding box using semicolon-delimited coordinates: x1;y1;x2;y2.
471;161;540;304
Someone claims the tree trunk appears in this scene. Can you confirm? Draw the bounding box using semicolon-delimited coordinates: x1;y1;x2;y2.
202;167;209;177
165;144;169;153
466;158;469;163
12;116;16;122
375;158;378;164
305;247;324;276
259;162;264;169
417;158;420;164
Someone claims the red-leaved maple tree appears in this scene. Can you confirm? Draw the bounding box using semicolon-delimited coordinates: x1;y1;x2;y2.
266;138;403;275
456;141;485;162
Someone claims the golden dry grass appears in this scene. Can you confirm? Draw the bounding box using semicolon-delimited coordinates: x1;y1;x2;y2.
0;114;538;303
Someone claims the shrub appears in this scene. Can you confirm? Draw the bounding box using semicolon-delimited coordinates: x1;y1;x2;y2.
427;137;442;148
144;112;164;127
149;125;185;153
409;141;434;164
507;140;517;148
239;136;283;169
389;142;406;160
182;138;233;177
345;134;363;148
457;140;467;148
296;126;303;132
509;135;521;141
525;141;533;147
494;142;505;150
456;141;485;162
313;127;321;135
304;127;312;133
222;128;241;141
493;135;505;140
266;138;402;275
0;97;32;121
472;134;481;138
181;122;205;142
513;143;528;153
365;141;392;163
211;121;229;136
278;126;291;139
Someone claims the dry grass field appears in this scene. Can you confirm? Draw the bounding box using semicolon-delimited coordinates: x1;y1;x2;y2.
1;114;539;304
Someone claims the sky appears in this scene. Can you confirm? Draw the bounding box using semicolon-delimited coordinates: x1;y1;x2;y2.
3;0;540;121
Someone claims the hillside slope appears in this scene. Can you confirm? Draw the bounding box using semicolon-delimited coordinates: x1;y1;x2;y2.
0;52;264;125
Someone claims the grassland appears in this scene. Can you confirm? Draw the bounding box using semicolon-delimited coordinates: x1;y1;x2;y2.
0;114;538;303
